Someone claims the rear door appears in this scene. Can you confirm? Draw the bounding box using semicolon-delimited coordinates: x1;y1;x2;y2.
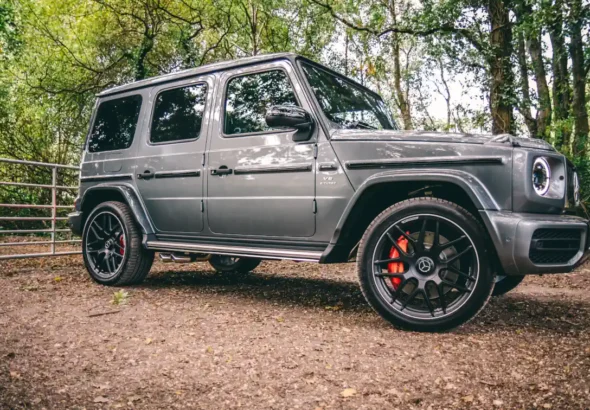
206;61;316;238
134;75;214;236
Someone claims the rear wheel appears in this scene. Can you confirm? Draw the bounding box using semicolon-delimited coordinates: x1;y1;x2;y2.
208;255;261;274
82;201;154;286
357;198;495;332
492;275;525;296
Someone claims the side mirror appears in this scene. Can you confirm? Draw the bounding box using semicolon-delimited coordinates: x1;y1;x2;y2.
265;105;314;142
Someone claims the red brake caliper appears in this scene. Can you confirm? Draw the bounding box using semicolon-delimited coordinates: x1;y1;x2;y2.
119;235;125;256
388;234;408;289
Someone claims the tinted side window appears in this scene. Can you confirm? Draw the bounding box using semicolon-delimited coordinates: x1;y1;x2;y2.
88;95;142;153
224;70;298;135
151;83;208;144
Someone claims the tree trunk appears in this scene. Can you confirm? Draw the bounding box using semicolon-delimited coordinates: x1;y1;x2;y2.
568;0;588;157
516;31;537;137
436;58;452;130
514;0;552;139
547;0;571;151
488;0;514;134
389;0;412;130
526;32;551;139
134;36;154;81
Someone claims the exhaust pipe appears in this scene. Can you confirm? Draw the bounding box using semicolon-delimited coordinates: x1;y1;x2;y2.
159;253;173;263
171;254;191;263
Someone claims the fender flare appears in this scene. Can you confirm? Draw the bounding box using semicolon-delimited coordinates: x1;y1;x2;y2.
80;183;155;236
321;169;500;262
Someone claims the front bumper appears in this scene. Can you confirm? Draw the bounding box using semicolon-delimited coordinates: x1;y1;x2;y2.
481;210;589;275
67;211;83;236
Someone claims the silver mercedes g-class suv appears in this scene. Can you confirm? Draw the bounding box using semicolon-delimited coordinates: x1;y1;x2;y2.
68;53;589;331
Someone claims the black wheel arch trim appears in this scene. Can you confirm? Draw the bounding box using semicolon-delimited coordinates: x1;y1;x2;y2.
80;183;155;237
320;169;499;263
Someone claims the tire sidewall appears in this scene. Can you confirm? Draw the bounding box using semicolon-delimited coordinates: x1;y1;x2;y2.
358;199;495;331
82;202;132;286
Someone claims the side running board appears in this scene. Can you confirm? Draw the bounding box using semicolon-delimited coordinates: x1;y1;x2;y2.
145;241;323;262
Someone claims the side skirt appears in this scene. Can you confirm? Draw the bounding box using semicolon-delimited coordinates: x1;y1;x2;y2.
145;241;323;262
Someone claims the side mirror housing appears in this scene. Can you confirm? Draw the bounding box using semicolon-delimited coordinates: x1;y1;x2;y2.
265;105;314;142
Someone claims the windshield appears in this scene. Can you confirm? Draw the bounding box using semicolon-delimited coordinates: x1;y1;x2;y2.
301;62;397;130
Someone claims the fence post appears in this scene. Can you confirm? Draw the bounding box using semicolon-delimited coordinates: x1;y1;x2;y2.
51;167;57;255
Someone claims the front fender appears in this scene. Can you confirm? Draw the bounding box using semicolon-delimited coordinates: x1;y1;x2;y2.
328;168;500;246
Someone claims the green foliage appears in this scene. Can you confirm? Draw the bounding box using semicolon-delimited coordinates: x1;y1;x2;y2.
0;0;588;208
112;290;129;306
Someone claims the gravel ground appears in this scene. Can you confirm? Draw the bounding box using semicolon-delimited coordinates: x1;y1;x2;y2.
1;253;590;409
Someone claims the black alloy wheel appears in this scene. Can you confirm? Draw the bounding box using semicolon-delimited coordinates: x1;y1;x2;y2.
82;201;154;286
358;198;495;331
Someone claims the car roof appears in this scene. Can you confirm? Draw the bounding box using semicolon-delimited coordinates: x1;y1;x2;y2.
97;52;299;97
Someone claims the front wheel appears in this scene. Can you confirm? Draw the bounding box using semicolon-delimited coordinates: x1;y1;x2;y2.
208;255;261;274
357;198;495;332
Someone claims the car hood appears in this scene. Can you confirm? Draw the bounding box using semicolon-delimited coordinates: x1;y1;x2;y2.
330;129;556;151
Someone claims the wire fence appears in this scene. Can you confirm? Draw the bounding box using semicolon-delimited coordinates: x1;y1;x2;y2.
0;158;81;260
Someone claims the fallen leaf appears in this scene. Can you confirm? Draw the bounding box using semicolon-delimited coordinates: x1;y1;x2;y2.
462;395;474;402
94;396;109;403
493;399;504;407
145;338;152;345
340;388;357;398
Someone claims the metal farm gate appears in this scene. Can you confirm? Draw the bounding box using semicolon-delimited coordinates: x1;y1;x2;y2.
0;158;81;260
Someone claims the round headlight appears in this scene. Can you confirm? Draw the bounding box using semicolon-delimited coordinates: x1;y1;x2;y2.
532;157;551;196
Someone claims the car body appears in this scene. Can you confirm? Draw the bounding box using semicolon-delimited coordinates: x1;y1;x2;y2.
69;53;589;331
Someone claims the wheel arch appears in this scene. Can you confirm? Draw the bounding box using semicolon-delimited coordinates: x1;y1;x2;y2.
80;184;155;237
320;170;500;263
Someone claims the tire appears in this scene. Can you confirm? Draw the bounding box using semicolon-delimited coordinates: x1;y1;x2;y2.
208;255;261;274
357;197;495;332
492;275;525;296
82;201;154;286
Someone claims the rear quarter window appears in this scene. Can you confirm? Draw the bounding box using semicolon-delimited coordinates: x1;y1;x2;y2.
150;83;207;144
88;95;142;153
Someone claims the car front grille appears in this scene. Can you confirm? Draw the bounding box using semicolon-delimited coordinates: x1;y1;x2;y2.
529;228;582;264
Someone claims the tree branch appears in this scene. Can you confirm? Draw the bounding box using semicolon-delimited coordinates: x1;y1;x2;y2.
309;0;485;52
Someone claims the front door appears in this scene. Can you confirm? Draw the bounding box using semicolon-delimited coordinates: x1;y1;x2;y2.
135;75;213;236
206;62;316;238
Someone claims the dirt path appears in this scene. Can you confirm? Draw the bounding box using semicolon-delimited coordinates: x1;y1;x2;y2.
1;256;590;409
